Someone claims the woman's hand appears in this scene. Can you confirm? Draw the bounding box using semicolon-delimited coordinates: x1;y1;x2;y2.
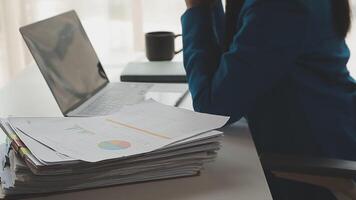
185;0;216;9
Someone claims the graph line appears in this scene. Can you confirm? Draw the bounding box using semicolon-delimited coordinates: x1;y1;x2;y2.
106;118;171;140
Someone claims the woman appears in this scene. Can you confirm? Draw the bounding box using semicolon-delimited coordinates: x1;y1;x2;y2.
181;0;356;199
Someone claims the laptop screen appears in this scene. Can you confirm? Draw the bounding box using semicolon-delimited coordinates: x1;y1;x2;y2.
20;11;108;115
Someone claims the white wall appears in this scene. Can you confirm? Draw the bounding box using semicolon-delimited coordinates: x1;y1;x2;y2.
346;4;356;77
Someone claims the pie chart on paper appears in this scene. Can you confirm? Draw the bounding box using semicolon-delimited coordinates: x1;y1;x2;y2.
98;140;131;150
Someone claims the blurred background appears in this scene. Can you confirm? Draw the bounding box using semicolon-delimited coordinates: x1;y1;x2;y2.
0;0;355;88
0;0;186;88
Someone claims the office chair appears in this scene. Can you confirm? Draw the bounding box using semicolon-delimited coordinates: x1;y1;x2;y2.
260;154;356;200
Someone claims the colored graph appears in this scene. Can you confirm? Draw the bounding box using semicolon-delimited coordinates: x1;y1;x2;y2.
106;118;171;140
98;140;131;150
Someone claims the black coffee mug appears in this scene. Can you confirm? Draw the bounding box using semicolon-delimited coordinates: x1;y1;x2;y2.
145;31;182;61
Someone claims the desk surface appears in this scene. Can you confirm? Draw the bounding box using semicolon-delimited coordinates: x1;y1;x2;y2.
0;65;272;200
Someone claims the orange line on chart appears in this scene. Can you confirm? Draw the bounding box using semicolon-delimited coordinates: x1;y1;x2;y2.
105;118;171;140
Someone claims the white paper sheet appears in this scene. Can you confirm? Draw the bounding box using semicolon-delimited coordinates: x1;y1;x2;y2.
15;130;76;164
9;101;229;163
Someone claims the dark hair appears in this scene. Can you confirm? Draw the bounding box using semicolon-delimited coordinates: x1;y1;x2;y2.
224;0;244;51
224;0;352;50
331;0;352;38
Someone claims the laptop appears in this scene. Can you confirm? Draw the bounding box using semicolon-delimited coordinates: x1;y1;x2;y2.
20;10;186;117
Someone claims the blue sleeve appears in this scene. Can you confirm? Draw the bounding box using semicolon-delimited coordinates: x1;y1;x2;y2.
211;0;225;48
181;1;308;122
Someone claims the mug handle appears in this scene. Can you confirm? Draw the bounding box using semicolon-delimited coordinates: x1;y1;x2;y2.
174;34;183;54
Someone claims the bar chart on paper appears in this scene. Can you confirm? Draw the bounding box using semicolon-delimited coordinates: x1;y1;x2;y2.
98;140;131;150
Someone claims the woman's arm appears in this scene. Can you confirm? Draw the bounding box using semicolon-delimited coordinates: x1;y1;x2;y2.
182;1;309;122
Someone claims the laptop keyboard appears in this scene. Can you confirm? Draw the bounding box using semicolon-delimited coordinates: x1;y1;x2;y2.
73;83;153;116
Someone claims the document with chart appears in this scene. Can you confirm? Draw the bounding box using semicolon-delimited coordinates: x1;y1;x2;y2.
8;100;228;162
0;100;229;198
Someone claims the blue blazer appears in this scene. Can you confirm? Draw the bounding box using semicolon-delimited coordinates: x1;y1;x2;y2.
181;0;356;160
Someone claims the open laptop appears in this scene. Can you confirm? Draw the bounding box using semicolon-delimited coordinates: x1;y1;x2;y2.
20;10;186;117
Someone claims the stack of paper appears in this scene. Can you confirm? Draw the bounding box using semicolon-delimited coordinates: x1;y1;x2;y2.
0;100;229;198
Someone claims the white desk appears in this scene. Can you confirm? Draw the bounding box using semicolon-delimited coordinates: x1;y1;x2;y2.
0;65;272;200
